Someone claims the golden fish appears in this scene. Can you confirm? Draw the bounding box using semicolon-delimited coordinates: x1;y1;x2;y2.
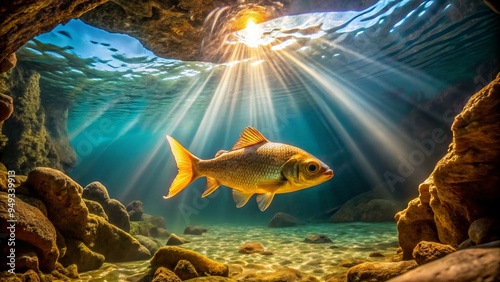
165;126;334;211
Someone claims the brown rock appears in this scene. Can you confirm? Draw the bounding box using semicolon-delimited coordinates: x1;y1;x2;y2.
152;266;182;282
0;0;107;65
174;259;199;280
150;246;228;277
0;192;59;272
166;233;190;246
339;258;367;268
395;196;438;259
347;260;418;282
412;241;455;265
15;246;40;273
304;234;333;244
134;235;163;255
0;53;17;73
388;248;500;282
26;167;91;243
126;200;144;221
396;74;500;258
0;94;13;122
151;227;171;238
468;217;500;245
83;181;110;203
238;242;265;254
369;252;385;257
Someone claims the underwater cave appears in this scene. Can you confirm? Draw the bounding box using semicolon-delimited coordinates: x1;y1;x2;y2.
0;0;499;281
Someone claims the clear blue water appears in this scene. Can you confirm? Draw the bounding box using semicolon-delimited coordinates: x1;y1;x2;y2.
16;0;500;230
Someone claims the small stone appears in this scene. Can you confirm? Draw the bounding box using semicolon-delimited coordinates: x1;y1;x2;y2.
261;251;274;256
412;241;456;265
238;242;265;254
369;251;385;257
304;234;332;244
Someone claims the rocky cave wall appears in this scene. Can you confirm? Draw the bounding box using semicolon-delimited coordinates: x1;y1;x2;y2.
0;64;76;175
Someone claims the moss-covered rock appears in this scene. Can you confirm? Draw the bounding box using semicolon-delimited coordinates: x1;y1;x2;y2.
152;267;182;282
58;239;104;272
83;199;108;221
134;235;163;255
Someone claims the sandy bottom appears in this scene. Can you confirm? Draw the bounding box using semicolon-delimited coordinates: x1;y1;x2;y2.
79;222;399;281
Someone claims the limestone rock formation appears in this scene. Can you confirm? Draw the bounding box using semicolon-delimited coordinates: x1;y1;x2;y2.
0;0;108;70
0;66;76;174
0;193;59;272
150;246;229;277
396;74;500;258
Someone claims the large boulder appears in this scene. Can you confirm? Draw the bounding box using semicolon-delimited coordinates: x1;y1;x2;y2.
150;246;228;277
0;193;59;272
25;167;91;243
396;74;500;258
388;248;500;282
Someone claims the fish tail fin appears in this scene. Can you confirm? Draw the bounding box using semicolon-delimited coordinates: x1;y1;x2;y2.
164;135;200;199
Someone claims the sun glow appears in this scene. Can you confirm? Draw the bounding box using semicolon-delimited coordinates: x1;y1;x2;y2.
244;19;262;48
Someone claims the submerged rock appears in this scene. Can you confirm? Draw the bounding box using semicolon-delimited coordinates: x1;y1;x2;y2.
304;234;333;244
134;235;163;255
83;182;130;232
388;248;500;282
150;246;228;277
58;238;104;272
166;233;190;246
347;260;418;282
152;266;182;282
126;200;144;221
396;74;500;258
412;241;455;265
468;217;500;245
83;199;108;221
238;242;265;254
26;167;91;243
184;225;207;235
330;189;404;223
174;259;199;280
268;212;302;227
233;267;320;282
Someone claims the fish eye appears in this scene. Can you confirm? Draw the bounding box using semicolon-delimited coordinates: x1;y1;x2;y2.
306;162;319;173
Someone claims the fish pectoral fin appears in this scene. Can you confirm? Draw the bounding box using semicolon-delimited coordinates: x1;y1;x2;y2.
232;190;253;208
202;177;220;198
256;192;276;211
230;126;269;151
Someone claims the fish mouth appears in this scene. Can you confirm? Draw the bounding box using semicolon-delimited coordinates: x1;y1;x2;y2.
324;169;334;179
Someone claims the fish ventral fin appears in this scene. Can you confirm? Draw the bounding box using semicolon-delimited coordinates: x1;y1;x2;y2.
232;190;254;208
202;177;220;198
256;193;276;211
230;126;269;151
164;136;200;199
255;179;283;211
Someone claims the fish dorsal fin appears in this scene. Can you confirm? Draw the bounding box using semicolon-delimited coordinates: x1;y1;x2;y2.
230;126;269;151
232;190;253;208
